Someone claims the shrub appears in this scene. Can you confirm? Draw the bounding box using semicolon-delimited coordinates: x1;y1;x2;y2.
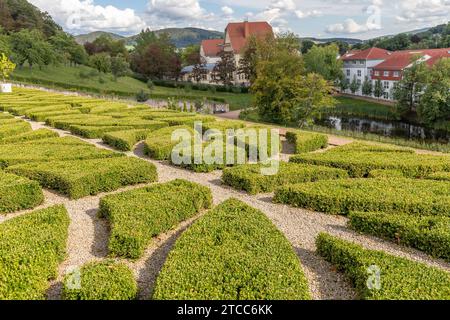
290;142;450;178
348;211;450;262
427;172;450;182
153;198;311;300
0;121;31;139
144;125;194;160
136;90;149;102
286;130;329;153
316;233;450;300
69;125;136;139
0;137;121;168
0;171;44;214
222;162;349;194
161;115;216;126
99;179;212;259
7;157;157;199
0;112;13;119
234;126;282;160
103;129;153;151
29;110;82;122
202;120;246;134
62;260;137;300
273;178;450;216
0;205;70;299
0;128;58;144
368;169;405;178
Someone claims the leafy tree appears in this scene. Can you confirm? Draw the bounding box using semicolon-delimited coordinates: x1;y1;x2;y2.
0;53;15;82
362;77;373;96
393;57;427;115
349;76;360;94
49;32;87;66
373;79;384;99
182;44;201;66
338;75;349;92
212;51;236;86
0;33;11;56
9;29;54;68
84;35;127;58
304;44;343;81
111;54;130;80
89;53;111;73
300;40;315;54
416;58;450;125
191;63;207;83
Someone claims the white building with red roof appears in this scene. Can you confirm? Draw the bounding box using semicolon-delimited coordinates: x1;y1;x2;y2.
200;39;223;64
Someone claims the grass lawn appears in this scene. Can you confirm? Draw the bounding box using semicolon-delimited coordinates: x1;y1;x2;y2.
12;65;252;111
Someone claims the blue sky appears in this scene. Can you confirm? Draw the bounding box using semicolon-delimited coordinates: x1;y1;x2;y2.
29;0;450;39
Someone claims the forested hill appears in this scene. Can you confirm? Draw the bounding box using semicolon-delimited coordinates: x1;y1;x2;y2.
0;0;62;37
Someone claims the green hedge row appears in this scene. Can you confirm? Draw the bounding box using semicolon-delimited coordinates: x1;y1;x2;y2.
234;126;281;160
69;125;136;139
99;179;212;259
316;233;450;300
368;169;405;178
144;125;194;160
29;110;83;122
0;128;58;144
62;260;137;300
103;129;153;151
142;112;195;120
0;118;23;125
202;120;246;134
273;178;450;216
0;121;32;139
427;172;450;182
0;171;44;214
0;112;13;119
290;143;450;178
222;162;349;194
286;130;329;153
0;137;121;168
7;157;157;199
349;211;450;262
0;205;70;299
153;198;311;300
161;115;216;126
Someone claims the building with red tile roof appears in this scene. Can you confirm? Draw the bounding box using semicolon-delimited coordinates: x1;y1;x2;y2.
341;47;392;61
200;39;223;62
224;21;274;54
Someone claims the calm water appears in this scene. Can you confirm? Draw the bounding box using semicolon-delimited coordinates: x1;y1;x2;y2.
316;116;450;144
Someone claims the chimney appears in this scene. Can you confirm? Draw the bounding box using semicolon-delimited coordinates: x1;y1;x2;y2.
244;20;250;38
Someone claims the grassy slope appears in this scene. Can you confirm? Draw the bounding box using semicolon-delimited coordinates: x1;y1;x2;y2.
12;65;252;110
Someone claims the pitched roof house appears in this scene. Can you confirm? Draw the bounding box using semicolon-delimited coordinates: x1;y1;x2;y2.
200;39;224;58
224;21;274;54
341;47;392;61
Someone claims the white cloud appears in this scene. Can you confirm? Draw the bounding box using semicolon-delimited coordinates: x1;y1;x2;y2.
29;0;147;34
326;18;381;34
221;6;234;16
147;0;207;21
295;10;323;19
395;0;450;24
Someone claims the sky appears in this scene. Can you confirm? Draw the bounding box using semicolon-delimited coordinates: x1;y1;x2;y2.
28;0;450;39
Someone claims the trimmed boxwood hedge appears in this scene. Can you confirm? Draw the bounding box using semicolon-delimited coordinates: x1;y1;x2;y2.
103;129;153;151
316;233;450;300
0;171;44;214
0;128;58;144
153;198;311;300
290;142;449;178
144;125;194;160
0;112;13;119
7;157;158;199
62;260;137;300
368;169;405;178
0;121;32;139
273;178;450;216
29;110;82;122
99;179;212;259
0;205;70;299
161;115;216;126
222;162;349;194
202;120;246;134
69;125;136;139
349;211;450;262
286;130;329;153
427;172;450;182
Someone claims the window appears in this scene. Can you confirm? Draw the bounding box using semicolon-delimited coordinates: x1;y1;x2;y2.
383;92;389;100
383;81;389;89
384;71;390;77
393;71;400;77
346;69;350;76
374;71;380;76
353;60;357;64
357;70;362;77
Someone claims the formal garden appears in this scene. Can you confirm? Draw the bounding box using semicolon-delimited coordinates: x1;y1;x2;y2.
0;87;449;300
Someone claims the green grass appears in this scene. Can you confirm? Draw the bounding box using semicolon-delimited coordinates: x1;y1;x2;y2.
153;198;311;300
329;96;399;121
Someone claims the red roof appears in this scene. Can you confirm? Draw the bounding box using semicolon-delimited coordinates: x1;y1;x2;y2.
225;21;273;54
373;48;450;71
341;47;391;61
201;39;223;57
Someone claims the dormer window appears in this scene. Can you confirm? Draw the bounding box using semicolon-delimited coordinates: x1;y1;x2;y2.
393;71;400;77
384;71;390;77
374;71;380;76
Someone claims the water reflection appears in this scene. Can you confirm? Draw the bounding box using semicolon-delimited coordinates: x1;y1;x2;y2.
316;116;450;144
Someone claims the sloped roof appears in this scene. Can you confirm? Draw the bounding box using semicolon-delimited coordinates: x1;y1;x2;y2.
225;21;273;54
341;47;392;61
201;39;224;57
181;63;217;73
373;48;450;71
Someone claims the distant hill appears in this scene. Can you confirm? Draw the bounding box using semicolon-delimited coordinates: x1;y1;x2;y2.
75;27;223;48
300;37;363;45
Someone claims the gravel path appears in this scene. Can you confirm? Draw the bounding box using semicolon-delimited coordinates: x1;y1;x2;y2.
3;116;449;300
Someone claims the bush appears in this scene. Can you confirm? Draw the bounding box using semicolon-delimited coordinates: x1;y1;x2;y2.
348;211;450;262
0;128;58;144
0;137;121;168
99;179;212;259
222;162;349;194
136;90;150;102
68;125;136;139
29;110;83;122
234;126;282;160
427;172;450;182
7;157;157;199
103;129;156;151
161;115;216;126
202;120;246;135
144;125;194;160
0;171;44;214
273;178;450;216
368;169;405;178
0;205;70;299
62;260;137;300
0;121;32;139
316;233;450;300
286;130;329;153
290;142;450;178
153;198;311;300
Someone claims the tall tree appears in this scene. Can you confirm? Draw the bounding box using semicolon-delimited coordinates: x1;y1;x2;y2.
182;44;201;66
191;63;207;83
111;54;130;80
89;53;111;73
349;76;360;94
373;79;384;99
9;29;54;68
362;77;373;96
304;44;343;82
212;51;236;86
